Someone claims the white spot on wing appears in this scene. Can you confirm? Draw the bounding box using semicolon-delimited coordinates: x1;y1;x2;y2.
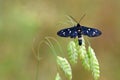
69;31;71;33
75;31;77;34
88;28;91;31
95;30;98;32
63;32;65;36
93;32;96;35
87;30;89;33
67;29;70;31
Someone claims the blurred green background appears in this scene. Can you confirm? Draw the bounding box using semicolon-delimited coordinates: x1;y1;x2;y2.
0;0;120;80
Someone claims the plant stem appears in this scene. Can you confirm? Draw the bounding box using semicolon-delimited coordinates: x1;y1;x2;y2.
35;59;40;80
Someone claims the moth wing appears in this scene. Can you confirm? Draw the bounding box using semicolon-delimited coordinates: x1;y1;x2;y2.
81;26;102;37
57;26;78;38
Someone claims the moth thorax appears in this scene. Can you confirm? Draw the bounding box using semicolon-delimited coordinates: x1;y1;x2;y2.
78;29;81;32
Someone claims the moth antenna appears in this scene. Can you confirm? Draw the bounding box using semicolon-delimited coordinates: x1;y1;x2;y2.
67;15;78;24
79;13;86;23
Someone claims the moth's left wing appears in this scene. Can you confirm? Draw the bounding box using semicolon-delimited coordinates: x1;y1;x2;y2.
57;26;78;38
81;26;102;37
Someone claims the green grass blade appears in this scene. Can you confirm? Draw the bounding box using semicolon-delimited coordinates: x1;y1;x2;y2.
55;73;62;80
57;56;72;80
67;41;78;64
88;46;100;80
75;38;90;70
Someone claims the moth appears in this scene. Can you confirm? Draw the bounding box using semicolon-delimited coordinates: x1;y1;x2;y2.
57;15;102;45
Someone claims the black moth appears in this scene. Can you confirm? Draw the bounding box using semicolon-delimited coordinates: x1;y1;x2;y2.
57;17;102;45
